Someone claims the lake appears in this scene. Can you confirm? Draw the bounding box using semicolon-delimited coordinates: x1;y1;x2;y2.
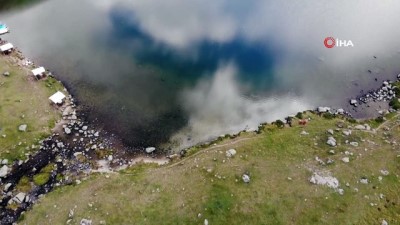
2;0;400;149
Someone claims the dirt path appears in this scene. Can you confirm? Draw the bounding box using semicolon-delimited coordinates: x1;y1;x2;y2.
164;136;258;169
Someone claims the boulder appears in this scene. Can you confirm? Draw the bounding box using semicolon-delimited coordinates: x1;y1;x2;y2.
342;130;351;136
4;183;12;191
145;147;156;154
226;149;237;158
326;137;337;147
342;157;350;163
360;178;368;184
80;219;92;225
327;129;334;135
309;173;339;189
349;142;359;147
242;174;250;183
382;219;388;225
18;124;27;132
336;108;345;114
317;107;330;113
354;125;366;130
3;71;10;76
0;165;8;177
13;192;26;204
64;127;71;134
300;131;309;135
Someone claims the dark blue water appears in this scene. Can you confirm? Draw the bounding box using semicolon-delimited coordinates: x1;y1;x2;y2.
2;0;400;149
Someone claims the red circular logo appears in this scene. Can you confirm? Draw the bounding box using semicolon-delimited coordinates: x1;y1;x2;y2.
324;37;336;48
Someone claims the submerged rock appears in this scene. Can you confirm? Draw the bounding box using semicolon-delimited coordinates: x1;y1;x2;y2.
145;147;156;154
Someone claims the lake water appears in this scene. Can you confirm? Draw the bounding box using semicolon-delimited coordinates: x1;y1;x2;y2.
2;0;400;149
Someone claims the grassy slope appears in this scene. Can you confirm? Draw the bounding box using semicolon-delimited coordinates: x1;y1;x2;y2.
20;113;400;225
0;54;64;160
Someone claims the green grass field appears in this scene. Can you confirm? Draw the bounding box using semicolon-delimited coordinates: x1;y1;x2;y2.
0;54;64;160
19;112;400;225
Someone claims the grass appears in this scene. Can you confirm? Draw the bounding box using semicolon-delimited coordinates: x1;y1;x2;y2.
0;55;64;160
20;112;400;225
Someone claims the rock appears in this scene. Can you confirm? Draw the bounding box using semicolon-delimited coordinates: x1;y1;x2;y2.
380;170;389;176
204;219;209;225
18;124;27;132
69;209;74;218
364;124;371;131
338;188;344;195
350;99;358;106
327;129;334;135
4;183;12;191
309;173;339;189
354;125;366;130
342;130;351;136
225;149;237;158
342;157;350;163
349;142;359;147
336;108;345;114
82;126;88;131
242;174;250;183
0;165;8;177
64;127;71;134
317;107;330;113
326;136;337;147
1;159;8;165
360;178;368;184
80;219;92;225
300;131;309;135
3;71;10;76
107;155;113;161
13;192;26;203
382;219;388;225
145;147;156;153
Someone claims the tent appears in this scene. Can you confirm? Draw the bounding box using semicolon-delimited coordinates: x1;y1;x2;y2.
0;24;9;35
0;43;13;53
31;67;46;78
49;91;66;105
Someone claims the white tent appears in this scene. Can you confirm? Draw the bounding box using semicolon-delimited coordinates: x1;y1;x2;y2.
0;43;13;52
0;25;9;35
49;91;66;104
31;67;46;77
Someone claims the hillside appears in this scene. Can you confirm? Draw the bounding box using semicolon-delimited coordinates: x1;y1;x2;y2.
19;112;400;225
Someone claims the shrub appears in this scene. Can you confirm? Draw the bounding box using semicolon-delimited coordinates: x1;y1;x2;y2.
375;116;385;123
347;118;357;123
389;98;400;110
295;112;303;119
322;112;335;119
274;120;285;128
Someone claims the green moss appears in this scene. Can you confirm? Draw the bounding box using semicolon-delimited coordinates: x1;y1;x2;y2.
16;176;31;193
33;173;50;186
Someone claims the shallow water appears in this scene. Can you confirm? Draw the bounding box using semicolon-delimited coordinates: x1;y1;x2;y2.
2;0;400;149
